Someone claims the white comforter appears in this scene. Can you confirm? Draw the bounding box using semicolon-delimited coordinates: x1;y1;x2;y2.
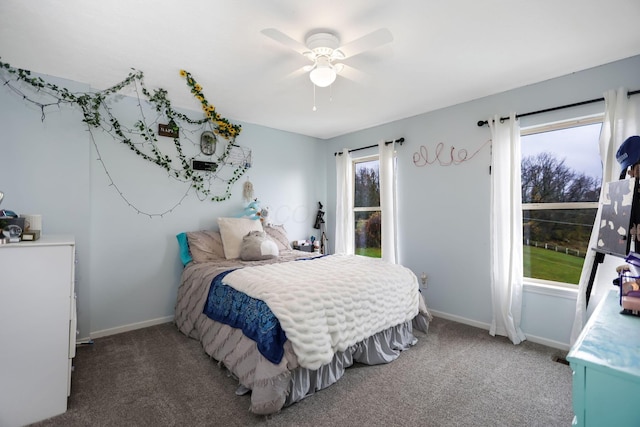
223;254;420;370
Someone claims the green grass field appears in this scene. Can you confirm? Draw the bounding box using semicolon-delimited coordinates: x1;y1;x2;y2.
523;245;583;285
355;247;382;258
355;245;582;284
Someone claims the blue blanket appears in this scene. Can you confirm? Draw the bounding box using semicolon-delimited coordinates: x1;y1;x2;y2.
202;269;287;364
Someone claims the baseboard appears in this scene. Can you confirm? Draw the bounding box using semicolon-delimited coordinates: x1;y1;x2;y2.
521;334;570;351
429;309;570;351
429;309;491;331
89;315;175;340
83;311;571;351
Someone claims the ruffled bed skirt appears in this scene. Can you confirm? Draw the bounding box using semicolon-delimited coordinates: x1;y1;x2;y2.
285;317;426;407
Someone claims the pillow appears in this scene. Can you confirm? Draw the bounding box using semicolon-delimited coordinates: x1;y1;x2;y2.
218;217;264;259
176;232;193;266
264;224;292;251
186;230;225;263
240;231;279;261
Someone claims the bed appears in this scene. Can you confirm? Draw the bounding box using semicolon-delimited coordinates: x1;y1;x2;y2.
174;218;432;415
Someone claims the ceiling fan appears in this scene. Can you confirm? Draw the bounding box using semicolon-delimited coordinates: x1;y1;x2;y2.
261;28;393;88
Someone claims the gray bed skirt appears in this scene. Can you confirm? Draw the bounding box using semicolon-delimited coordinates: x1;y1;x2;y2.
183;309;429;415
285;317;427;407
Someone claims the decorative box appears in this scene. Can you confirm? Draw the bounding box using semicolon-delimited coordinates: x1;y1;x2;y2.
293;244;313;252
0;217;25;232
21;230;41;241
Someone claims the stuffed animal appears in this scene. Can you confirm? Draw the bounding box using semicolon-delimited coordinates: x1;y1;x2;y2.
239;230;278;260
237;199;272;225
237;199;261;220
259;206;270;225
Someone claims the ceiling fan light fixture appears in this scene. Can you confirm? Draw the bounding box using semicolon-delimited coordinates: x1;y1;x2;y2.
309;56;336;87
309;64;336;87
306;32;340;52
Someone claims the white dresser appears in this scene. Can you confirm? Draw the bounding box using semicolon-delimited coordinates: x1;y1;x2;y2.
0;235;77;427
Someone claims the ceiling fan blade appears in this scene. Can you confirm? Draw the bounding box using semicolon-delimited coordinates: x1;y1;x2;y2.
335;64;371;84
334;63;345;74
338;28;393;59
284;66;309;80
261;28;309;56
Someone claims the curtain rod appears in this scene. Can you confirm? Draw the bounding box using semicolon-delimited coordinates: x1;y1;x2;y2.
334;137;405;156
476;89;640;127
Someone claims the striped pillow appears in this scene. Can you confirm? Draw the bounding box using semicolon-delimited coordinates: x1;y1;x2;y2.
264;224;292;251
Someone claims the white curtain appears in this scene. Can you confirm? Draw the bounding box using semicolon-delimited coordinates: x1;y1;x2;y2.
570;87;640;344
488;113;527;345
335;149;354;254
379;139;398;263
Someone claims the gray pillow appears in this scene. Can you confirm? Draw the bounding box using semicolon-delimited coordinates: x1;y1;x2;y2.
240;231;279;261
186;230;225;262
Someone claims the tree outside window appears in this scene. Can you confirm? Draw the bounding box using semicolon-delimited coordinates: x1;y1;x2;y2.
521;120;602;286
353;157;381;258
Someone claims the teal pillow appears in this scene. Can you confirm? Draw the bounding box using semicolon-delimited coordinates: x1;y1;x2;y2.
176;232;193;266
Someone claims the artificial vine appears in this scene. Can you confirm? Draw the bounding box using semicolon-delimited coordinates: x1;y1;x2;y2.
0;59;250;211
180;69;241;140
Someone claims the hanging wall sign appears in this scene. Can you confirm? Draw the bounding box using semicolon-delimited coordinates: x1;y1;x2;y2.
158;123;179;138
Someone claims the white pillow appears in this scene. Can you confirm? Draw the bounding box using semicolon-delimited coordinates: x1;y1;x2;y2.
218;217;264;259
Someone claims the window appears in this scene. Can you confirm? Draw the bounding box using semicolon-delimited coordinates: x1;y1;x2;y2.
353;155;381;258
521;118;603;286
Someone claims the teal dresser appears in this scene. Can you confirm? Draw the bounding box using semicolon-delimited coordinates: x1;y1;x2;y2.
567;289;640;426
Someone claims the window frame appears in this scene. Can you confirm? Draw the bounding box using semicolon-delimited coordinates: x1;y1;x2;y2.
520;114;603;290
352;154;382;257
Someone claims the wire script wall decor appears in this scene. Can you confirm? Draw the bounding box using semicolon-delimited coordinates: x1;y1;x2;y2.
412;140;491;167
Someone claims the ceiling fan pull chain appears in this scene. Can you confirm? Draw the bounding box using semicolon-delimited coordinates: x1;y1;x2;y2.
312;84;317;111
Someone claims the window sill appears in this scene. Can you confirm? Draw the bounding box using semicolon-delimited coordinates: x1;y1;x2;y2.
523;280;578;300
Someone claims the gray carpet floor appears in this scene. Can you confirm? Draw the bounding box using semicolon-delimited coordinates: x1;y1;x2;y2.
32;317;573;427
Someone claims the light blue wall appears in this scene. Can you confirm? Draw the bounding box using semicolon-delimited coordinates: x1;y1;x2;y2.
324;55;640;349
2;55;638;347
0;74;326;339
0;76;93;339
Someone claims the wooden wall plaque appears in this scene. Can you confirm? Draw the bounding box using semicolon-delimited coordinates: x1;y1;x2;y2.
158;123;179;138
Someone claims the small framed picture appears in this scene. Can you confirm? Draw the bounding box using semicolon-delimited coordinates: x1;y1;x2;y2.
200;131;217;155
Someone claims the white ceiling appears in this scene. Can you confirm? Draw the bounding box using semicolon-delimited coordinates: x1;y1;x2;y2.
1;0;639;140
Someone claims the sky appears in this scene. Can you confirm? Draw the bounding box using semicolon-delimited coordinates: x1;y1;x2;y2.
521;122;603;182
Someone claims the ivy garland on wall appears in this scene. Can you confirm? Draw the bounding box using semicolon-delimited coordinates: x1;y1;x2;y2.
0;59;250;216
